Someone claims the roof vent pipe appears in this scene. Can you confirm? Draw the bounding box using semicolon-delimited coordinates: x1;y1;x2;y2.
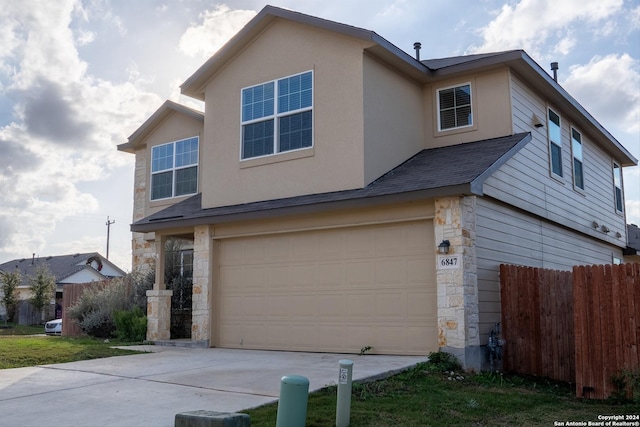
413;42;421;61
550;62;559;82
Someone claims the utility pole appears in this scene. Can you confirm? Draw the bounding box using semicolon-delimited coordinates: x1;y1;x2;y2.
106;216;115;259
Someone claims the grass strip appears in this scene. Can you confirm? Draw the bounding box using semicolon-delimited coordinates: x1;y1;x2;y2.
0;335;143;369
244;363;640;427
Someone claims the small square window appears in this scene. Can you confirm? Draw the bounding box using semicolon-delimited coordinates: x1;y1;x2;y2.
438;84;472;130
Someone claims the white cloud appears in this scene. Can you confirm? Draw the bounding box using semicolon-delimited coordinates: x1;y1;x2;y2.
378;0;407;17
563;54;640;135
0;1;162;264
178;4;256;59
470;0;624;57
631;5;640;28
75;29;95;46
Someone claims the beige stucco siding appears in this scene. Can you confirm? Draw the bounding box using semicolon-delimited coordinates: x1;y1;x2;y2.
362;54;424;184
136;113;204;218
130;112;204;271
200;19;376;209
424;68;513;148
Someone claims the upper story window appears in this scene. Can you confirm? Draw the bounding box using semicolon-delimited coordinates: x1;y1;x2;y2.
437;83;472;131
241;71;313;160
571;128;584;190
548;108;563;177
613;162;624;213
151;136;199;201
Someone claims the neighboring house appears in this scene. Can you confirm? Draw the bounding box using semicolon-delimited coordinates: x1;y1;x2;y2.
624;223;640;263
118;6;637;370
0;253;126;324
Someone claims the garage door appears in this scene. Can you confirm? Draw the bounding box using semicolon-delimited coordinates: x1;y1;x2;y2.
216;220;437;355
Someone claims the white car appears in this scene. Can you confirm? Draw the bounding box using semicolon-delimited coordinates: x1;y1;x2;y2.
44;318;62;335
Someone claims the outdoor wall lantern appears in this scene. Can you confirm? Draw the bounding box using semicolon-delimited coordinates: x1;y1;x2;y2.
438;240;450;254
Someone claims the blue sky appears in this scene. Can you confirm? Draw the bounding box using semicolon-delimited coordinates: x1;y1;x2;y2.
0;0;638;271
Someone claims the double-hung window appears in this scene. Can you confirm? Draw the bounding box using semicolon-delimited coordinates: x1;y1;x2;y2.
613;162;624;213
571;128;584;190
241;71;313;159
151;136;199;200
437;83;472;131
548;108;562;177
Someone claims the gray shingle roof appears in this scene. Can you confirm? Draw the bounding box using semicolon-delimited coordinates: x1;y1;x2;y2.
131;133;531;232
627;224;640;252
0;253;122;287
422;51;518;70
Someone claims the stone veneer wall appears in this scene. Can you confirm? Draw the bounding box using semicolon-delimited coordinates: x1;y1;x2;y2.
434;196;480;370
131;150;155;271
191;225;212;344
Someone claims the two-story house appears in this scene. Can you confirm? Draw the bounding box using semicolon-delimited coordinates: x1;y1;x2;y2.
118;6;637;370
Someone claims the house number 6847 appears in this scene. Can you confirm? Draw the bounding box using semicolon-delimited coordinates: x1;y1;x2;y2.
438;255;461;270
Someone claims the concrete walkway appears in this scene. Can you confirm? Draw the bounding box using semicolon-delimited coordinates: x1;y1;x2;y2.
0;346;428;427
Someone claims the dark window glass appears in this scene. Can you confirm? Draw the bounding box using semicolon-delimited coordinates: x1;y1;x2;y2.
280;111;312;152
151;171;172;200
550;142;563;176
439;84;472;130
175;166;198;196
243;120;274;158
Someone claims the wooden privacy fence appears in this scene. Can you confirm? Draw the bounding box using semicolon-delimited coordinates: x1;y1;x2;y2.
574;263;640;399
500;263;640;399
62;280;110;337
499;264;575;382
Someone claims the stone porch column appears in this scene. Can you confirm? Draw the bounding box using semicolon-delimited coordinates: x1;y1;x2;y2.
146;289;172;340
191;225;212;346
434;196;480;370
146;235;172;341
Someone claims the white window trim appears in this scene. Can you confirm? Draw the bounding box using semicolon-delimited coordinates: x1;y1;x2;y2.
547;107;563;179
436;82;473;132
570;126;585;192
150;136;199;202
240;70;314;161
613;161;624;214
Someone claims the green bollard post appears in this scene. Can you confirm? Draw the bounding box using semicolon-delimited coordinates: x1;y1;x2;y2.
276;375;309;427
336;359;353;427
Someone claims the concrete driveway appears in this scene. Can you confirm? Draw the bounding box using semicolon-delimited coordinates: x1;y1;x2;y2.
0;346;427;427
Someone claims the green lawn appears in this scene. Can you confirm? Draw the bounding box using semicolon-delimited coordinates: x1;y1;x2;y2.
0;323;43;335
1;326;637;426
245;362;640;427
0;323;144;369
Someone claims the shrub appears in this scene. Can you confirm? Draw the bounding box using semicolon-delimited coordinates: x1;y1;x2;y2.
114;307;147;342
0;270;20;322
69;275;147;338
425;351;463;373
